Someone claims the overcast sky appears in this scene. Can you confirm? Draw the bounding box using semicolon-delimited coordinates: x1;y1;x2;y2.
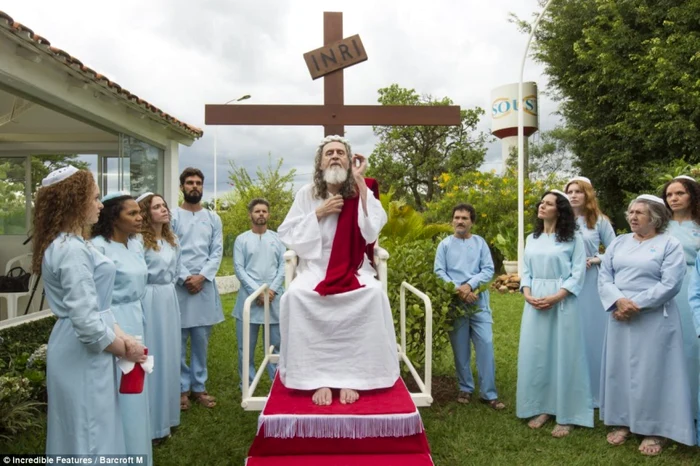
3;0;559;199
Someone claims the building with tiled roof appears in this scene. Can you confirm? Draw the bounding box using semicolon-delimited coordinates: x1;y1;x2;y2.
0;10;203;324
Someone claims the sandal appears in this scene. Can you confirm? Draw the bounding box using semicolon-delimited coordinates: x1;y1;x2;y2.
606;427;631;446
639;436;666;456
480;398;506;410
551;424;573;438
457;391;472;404
527;414;551;429
180;391;191;411
192;391;217;408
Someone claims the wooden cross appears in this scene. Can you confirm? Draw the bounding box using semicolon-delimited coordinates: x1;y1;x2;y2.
205;12;460;136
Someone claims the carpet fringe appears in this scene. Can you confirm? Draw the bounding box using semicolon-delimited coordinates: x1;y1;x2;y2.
258;411;424;439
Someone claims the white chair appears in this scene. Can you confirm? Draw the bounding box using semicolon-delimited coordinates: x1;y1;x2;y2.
240;246;434;411
0;253;37;321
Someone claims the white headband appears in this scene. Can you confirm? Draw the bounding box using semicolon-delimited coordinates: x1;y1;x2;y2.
135;192;154;203
101;191;131;203
550;189;571;203
636;194;666;206
567;176;592;186
41;166;79;187
674;175;696;182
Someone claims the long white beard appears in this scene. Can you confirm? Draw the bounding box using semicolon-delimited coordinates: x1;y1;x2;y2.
323;166;348;185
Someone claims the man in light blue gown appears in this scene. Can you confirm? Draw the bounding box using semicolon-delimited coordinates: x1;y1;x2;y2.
172;167;224;408
233;198;285;387
434;203;504;410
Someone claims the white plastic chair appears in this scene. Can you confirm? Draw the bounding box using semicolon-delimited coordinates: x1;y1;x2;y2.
0;253;37;321
240;246;433;411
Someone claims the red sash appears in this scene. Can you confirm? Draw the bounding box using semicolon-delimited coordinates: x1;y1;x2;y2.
314;178;380;296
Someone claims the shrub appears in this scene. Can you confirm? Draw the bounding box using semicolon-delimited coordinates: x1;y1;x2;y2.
0;317;55;403
382;237;462;372
0;375;44;441
424;169;563;269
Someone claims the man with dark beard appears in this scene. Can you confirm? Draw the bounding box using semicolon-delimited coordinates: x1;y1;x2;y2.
277;135;399;406
232;198;285;388
171;167;224;409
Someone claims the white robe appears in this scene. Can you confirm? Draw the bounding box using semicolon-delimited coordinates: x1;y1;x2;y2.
277;183;400;390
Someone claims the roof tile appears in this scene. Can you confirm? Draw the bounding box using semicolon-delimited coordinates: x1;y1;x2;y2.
0;10;202;138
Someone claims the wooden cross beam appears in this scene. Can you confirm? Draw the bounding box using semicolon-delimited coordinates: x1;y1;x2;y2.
205;12;461;136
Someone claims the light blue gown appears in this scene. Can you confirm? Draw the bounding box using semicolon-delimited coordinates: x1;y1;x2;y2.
517;232;593;427
171;207;224;394
684;251;700;444
434;234;498;400
92;236;153;465
233;230;285;384
667;220;700;419
138;236;181;439
44;233;125;455
576;216;616;408
599;233;694;446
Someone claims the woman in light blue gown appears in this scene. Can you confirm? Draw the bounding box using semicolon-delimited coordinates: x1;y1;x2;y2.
136;192;182;440
599;195;694;455
661;175;700;430
517;190;590;438
34;167;146;456
564;176;615;408
92;193;152;466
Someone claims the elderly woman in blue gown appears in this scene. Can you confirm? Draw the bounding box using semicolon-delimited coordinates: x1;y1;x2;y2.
92;193;153;465
136;192;182;440
34;167;146;456
662;175;700;430
564;176;615;408
517;190;591;438
599;194;694;455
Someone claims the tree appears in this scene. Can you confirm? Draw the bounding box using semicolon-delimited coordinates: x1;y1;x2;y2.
514;0;700;225
506;127;577;180
367;84;489;211
218;156;296;256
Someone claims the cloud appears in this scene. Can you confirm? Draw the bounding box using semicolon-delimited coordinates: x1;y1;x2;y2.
2;0;559;198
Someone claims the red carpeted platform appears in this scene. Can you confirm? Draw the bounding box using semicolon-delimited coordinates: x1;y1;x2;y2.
245;453;434;466
246;374;433;465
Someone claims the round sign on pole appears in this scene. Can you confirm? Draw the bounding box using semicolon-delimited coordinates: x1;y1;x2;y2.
490;82;539;139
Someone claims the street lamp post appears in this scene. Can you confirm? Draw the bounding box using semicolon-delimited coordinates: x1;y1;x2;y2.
518;0;555;276
214;94;251;209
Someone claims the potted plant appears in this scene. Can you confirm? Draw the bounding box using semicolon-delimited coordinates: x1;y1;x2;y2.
494;229;519;274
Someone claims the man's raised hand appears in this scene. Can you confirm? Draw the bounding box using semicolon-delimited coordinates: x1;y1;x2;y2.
316;194;344;220
352;153;368;179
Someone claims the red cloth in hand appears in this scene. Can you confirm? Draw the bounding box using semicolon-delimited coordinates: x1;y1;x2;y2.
314;178;380;296
119;348;148;394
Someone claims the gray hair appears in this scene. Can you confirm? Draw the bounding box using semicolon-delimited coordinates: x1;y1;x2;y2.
312;135;356;199
626;198;671;232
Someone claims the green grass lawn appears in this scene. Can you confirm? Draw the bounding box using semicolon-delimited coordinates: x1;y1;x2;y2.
2;288;698;464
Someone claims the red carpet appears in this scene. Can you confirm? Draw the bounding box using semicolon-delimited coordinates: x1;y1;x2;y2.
247;374;432;465
245;453;434;465
257;374;423;439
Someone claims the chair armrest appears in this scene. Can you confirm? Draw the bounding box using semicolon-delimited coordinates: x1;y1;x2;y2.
374;246;389;295
284;250;298;289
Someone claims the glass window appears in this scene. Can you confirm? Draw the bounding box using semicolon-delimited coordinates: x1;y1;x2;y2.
0;157;27;235
119;135;163;197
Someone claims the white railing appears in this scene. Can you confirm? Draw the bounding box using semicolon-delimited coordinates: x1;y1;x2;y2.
399;281;433;407
240;282;277;411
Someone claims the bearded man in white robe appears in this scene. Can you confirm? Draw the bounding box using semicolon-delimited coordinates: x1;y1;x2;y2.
278;135;400;406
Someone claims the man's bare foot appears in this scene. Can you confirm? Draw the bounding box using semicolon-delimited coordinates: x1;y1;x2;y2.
340;388;360;404
312;387;332;406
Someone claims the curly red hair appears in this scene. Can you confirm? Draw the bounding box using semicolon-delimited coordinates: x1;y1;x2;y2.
31;170;95;273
